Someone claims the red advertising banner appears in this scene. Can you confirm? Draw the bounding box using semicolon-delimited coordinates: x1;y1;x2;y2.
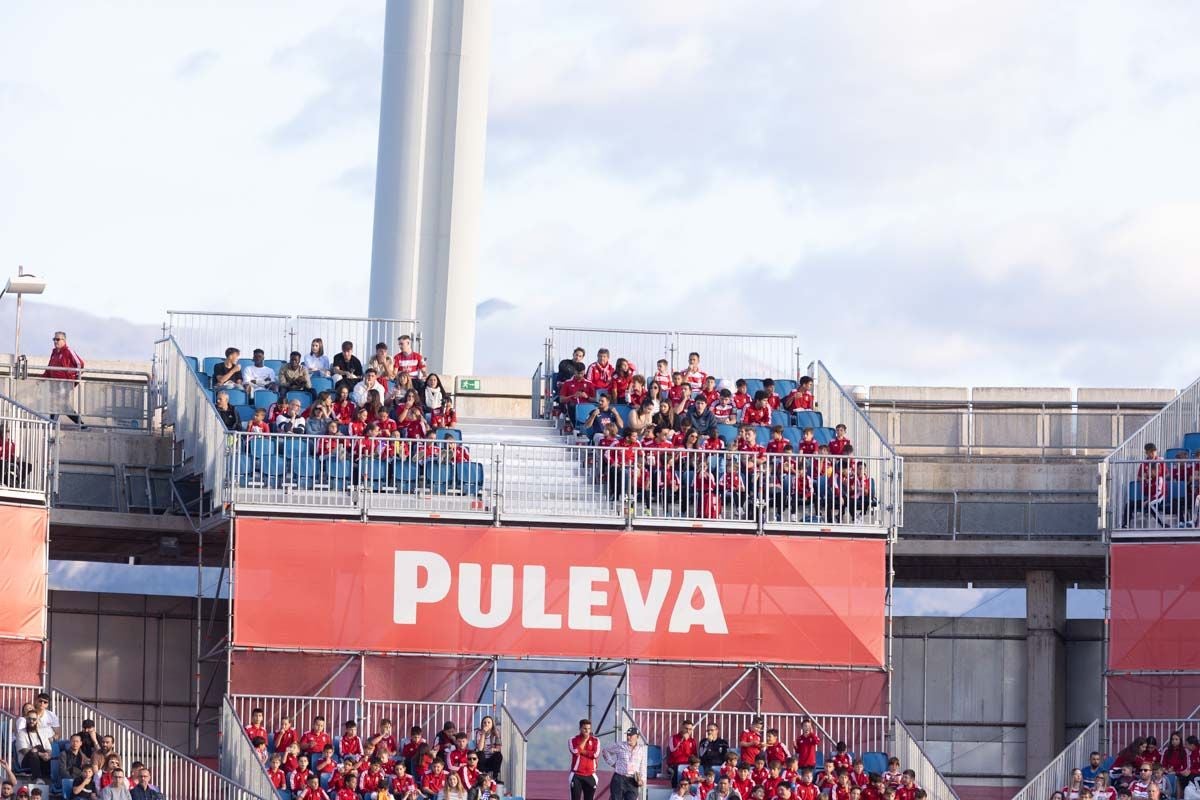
233;519;885;666
0;504;47;641
1111;542;1200;671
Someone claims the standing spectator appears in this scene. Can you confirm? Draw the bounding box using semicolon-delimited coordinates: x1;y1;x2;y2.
602;728;647;800
738;717;764;765
44;331;86;425
211;347;243;389
60;735;88;781
129;769;162;800
15;710;52;782
683;352;707;393
332;342;364;393
667;721;698;787
278;352;312;392
304;338;331;375
557;348;587;385
569;719;599;800
474;716;502;780
393;335;428;389
424;374;446;411
1123;444;1168;527
242;349;278;396
244;708;267;742
214;391;240;430
793;718;819;771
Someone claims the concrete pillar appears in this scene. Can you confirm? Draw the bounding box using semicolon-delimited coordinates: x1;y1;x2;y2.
1026;569;1067;778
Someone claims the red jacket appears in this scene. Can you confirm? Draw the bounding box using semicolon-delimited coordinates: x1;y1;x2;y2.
45;345;84;381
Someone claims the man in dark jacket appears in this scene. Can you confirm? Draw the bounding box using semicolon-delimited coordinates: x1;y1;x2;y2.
59;735;87;781
697;724;729;772
686;396;718;437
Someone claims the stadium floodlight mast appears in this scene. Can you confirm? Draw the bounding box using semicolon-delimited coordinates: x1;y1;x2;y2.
0;265;48;366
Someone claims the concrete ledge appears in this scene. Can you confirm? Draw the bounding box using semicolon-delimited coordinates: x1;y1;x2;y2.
869;386;969;403
972;387;1073;403
1077;387;1176;404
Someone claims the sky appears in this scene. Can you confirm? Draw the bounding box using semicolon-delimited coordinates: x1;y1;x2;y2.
3;1;1200;387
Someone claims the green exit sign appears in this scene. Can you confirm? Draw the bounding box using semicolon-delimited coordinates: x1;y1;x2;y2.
458;378;482;392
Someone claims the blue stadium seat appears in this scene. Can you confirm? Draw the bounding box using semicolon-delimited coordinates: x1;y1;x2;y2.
647;745;663;777
184;356;200;373
1184;433;1200;453
815;751;824;769
574;403;598;426
237;357;255;369
427;462;455;494
794;411;823;430
311;376;334;395
235;405;256;424
774;379;797;397
862;752;888;776
264;359;284;373
781;426;802;450
436;428;463;441
62;779;75;799
323;457;354;491
742;379;764;397
237;454;259;486
292;457;320;489
254;390;280;410
202;356;224;375
814;427;836;446
615;403;633;426
280;436;311;461
224;388;248;406
770;410;791;428
194;372;213;389
457;462;484;494
1127;481;1143;501
753;426;772;446
394;460;421;492
716;424;739;446
286;390;313;409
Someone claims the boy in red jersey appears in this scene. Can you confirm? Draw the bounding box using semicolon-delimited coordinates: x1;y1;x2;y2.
816;763;837;793
712;389;737;424
559;364;596;432
732;380;752;412
766;425;789;454
445;732;471;771
828;425;852;456
684;352;707;392
783;377;816;412
266;754;286;791
391;761;418;800
300;717;331;755
332;772;359;800
720;752;741;782
797;428;818;455
682;756;703;788
296;774;325;800
850;759;869;789
652;360;672;392
340;720;363;758
669;372;691;415
370;719;399;756
700;376;721;407
315;745;337;775
831;742;851;773
431;397;458;430
586;349;615;391
777;783;795;800
740;719;765;767
246;407;269;435
793;719;819;771
570;719;600;800
376;408;398;436
763;730;788;770
882;758;902;788
245;708;267;741
732;764;755;799
762;379;781;411
762;762;784;797
750;755;769;787
794;769;818;800
288;754;313;793
274;716;298;753
743;392;771;426
863;774;886;800
696;771;718;799
781;756;799;786
421;759;447;798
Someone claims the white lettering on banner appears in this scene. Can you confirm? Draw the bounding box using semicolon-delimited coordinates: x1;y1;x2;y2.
392;551;728;634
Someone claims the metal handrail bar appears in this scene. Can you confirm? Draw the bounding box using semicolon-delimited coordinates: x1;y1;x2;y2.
1010;719;1099;800
893;717;961;800
816;361;896;458
167;310;290;319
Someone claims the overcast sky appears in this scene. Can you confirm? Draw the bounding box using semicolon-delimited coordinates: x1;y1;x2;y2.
2;1;1199;387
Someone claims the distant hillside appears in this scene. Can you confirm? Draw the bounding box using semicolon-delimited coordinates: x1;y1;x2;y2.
0;300;160;361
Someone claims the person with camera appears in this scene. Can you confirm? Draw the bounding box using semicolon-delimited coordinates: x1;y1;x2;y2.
15;709;52;783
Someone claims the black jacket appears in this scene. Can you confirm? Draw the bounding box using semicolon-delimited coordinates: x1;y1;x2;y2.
698;736;729;769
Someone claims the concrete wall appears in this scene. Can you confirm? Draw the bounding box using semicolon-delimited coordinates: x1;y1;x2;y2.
893;616;1102;798
47;590;226;757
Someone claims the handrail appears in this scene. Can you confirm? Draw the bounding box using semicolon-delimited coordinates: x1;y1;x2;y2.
51;688;262;800
0;393;56;502
1011;719;1099;800
218;696;275;800
0;709;15;771
499;704;528;797
892;718;960;800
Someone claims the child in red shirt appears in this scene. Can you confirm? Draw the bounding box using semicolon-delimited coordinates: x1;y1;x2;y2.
784;376;816;411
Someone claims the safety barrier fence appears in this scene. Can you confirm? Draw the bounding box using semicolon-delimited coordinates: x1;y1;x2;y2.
51;688;260;800
499;704;527;798
219;697;275;800
629;708;890;763
0;682;40;715
222;430;898;531
155;336;229;520
0;369;151;430
870;400;1166;458
903;489;1100;539
1106;458;1200;533
0;710;13;781
0;395;53;503
542;327;801;399
892;718;960;800
1107;718;1200;752
1011;719;1099;800
166;310;421;364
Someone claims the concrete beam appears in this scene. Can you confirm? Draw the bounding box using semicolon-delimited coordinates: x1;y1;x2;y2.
1025;569;1067;779
893;539;1105;587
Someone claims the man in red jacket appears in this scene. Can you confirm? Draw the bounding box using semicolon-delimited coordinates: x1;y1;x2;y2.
44;331;85;426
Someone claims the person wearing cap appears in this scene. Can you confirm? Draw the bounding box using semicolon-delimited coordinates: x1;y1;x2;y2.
602;727;647;800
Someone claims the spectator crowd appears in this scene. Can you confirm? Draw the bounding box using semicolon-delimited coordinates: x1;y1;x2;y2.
1063;735;1200;800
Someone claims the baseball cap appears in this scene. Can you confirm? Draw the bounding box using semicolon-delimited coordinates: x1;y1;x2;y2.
626;726;640;736
16;788;29;797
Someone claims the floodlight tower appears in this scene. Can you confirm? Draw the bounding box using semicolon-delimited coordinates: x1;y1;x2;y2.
368;0;490;378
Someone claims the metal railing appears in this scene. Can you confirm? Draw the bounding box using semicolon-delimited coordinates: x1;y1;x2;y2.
0;710;14;776
1101;376;1200;530
544;327;801;389
51;688;261;800
0;395;54;503
902;489;1100;539
156;336;229;519
1;369;152;430
629;708;890;762
530;362;544;419
892;718;960;800
1107;719;1200;752
229;695;362;743
1106;458;1200;533
166;310;421;364
219;697;275;800
221;431;898;532
499;704;527;798
0;683;39;715
1012;719;1099;800
361;700;492;735
870;401;1164;458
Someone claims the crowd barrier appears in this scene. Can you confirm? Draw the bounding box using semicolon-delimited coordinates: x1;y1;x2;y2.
1107;718;1200;752
892;718;960;800
0;394;53;503
52;688;260;800
219;697;276;800
1011;719;1098;800
1;369;151;430
1105;458;1200;533
0;682;39;715
224;430;899;532
166;310;421;363
902;489;1099;539
629;707;889;762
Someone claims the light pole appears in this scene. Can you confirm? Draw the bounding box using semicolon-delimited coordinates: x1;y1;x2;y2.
0;266;48;373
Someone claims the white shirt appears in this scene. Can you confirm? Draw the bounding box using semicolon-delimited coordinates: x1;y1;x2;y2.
303;354;330;373
352;380;385;407
17;723;52;756
243;364;276;386
602;740;647;782
39;708;61;730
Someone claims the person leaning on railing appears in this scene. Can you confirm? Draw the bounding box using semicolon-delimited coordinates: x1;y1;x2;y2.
44;330;86;427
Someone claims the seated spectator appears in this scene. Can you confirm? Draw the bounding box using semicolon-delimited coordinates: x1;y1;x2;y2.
731;379;752;412
710;390;736;424
393;334;428;389
424;374;446;410
1122;444;1168;528
628;374;648;407
91;734;118;772
303;338;331;376
587;349;615;391
556;347;587;386
274;399;307;433
762;379;781;410
211;347;242;388
376;408;399;436
1082;752;1106;789
742;391;771;426
784;376;816;411
401;406;429;439
1092;773;1115;800
668;372;690;415
242;349;278;395
77;719;101;760
583;394;623;444
349;407;371;437
389;371;417;405
15;710;52;782
129;767;162;800
316;421;346;458
430;397;458;430
332;386;356;425
687;396;718;436
626;401;656;439
557;364;594;431
332;341;364;393
60;735;88;781
266;396;290;425
353;369;387;407
370;342;400;382
246;408;270;435
700;376;720;407
828;424;852;455
611;358;635;402
98;754;124;792
0;424;31;487
278;351;312;392
274;717;299;754
306;403;332;434
654;399;678;432
72;763;100;799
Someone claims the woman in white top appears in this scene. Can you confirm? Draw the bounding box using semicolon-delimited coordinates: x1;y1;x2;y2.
303;338;331;375
439;772;469;800
424;374;445;411
1061;768;1085;800
475;715;502;778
